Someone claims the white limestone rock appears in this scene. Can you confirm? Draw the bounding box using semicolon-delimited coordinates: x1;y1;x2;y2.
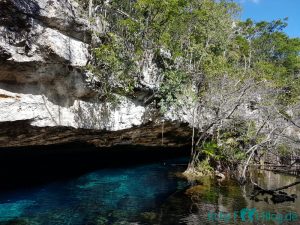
0;88;145;130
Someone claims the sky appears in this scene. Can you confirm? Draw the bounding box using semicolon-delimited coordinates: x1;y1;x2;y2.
235;0;300;38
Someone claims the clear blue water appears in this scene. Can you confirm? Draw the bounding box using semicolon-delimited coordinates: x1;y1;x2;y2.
0;158;188;225
0;159;299;225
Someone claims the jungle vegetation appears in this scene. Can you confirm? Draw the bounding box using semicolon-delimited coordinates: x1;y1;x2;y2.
81;0;300;183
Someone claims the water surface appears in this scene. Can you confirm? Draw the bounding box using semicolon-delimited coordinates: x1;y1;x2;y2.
0;160;299;225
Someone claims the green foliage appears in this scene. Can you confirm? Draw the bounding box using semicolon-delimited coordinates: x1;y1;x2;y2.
198;138;246;169
158;70;188;112
208;120;255;166
88;0;299;109
219;144;246;164
85;0;300;170
90;32;137;99
237;18;300;104
89;0;242;107
202;141;218;158
195;158;214;175
277;144;290;157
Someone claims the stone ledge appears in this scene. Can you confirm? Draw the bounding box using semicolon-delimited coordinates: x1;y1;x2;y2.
0;120;192;148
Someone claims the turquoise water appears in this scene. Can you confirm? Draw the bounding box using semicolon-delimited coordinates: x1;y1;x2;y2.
0;158;188;225
0;159;299;225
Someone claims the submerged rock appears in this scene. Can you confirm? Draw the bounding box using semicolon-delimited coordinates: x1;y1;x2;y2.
185;185;209;196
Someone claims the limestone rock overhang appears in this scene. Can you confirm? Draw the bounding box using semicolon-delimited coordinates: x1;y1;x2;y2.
0;120;192;148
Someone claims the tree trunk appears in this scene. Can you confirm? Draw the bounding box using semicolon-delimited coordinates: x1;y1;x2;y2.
88;0;93;18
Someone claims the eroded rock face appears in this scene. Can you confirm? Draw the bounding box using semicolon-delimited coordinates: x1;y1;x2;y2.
0;0;91;42
0;0;194;148
0;88;146;130
0;0;149;132
0;120;192;148
0;0;91;97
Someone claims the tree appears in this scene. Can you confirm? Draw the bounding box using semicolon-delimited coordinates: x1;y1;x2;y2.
85;0;300;181
184;18;300;182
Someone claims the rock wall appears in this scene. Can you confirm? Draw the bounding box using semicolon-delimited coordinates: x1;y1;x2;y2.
0;0;152;131
0;0;193;148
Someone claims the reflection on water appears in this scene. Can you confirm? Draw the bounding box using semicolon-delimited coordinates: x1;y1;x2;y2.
0;160;299;225
156;169;300;225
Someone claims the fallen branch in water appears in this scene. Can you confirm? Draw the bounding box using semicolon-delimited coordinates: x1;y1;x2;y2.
253;180;300;192
250;180;300;203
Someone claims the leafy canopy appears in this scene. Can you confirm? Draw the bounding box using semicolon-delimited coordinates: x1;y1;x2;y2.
89;0;300;108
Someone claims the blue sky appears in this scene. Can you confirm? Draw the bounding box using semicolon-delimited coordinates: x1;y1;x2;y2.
235;0;300;38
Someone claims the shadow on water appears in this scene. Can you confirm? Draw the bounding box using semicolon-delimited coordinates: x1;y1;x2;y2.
0;145;190;225
0;143;189;191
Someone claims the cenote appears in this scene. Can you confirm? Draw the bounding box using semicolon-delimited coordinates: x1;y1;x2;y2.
0;145;299;225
